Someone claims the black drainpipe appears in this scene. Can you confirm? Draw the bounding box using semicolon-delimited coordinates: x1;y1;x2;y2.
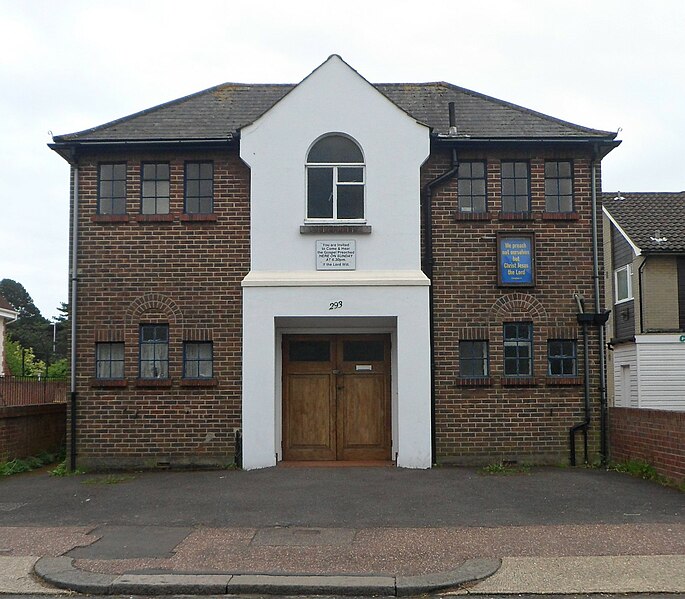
571;311;592;465
423;102;460;464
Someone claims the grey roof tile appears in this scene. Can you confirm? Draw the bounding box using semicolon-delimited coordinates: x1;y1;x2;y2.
53;81;616;143
603;191;685;253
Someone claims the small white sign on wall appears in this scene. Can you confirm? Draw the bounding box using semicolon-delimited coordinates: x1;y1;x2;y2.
316;240;356;270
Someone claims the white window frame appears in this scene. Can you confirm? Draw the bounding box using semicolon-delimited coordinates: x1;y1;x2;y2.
614;264;633;304
305;163;366;223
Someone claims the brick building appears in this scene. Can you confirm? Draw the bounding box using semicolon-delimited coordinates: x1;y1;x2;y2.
50;56;619;470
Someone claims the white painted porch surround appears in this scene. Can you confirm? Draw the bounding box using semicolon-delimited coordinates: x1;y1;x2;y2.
240;55;432;469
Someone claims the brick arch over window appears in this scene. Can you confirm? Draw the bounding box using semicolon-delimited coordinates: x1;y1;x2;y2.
488;292;548;325
126;293;183;326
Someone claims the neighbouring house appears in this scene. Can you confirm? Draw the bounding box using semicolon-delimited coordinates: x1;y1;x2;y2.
49;55;620;471
0;294;18;376
603;192;685;411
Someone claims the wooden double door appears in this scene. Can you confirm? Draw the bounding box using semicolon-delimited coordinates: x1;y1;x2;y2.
282;334;391;461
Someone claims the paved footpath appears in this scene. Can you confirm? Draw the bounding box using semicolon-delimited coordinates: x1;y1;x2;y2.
0;466;683;595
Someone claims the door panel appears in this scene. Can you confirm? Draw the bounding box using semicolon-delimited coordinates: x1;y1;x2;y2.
285;374;336;459
338;374;388;460
283;334;390;462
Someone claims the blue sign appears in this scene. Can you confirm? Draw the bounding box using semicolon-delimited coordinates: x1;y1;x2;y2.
499;236;533;285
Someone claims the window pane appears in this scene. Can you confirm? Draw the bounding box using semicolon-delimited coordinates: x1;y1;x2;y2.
559;179;572;196
558;161;572;177
157;197;169;214
471;162;485;178
308;136;363;163
307;168;334;218
616;269;629;300
545;179;558;196
458;163;472;178
185;361;199;378
337;185;364;219
501;162;514;177
343;340;384;362
198;360;213;378
458;180;472;196
545;161;558;177
198;344;212;360
338;167;363;182
186;163;199;178
142;181;155;198
157;163;170;179
200;163;213;179
186;343;198;359
198;198;212;214
472;180;485;196
113;180;126;198
515;162;528;177
289;340;330;361
110;361;124;379
112;164;126;179
100;164;113;180
187;180;199;198
199;180;213;197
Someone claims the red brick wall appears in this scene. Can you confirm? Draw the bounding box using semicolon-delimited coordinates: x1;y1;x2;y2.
610;407;685;483
68;143;607;469
0;404;66;461
426;148;605;465
70;148;249;469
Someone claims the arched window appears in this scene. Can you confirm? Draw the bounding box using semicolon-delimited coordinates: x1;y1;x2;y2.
306;135;365;221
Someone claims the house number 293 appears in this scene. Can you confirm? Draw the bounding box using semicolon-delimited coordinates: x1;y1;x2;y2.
329;301;343;310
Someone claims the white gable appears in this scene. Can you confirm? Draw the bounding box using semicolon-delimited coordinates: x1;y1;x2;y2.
240;55;430;274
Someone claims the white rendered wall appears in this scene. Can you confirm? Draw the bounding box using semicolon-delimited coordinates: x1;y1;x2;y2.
240;55;429;273
240;56;432;470
242;284;432;470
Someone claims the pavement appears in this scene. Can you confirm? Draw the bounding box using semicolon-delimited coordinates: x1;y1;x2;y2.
0;465;683;596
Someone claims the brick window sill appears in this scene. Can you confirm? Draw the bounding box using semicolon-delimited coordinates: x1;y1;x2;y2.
134;214;175;222
180;378;217;387
135;378;173;388
180;213;218;222
455;212;494;221
541;212;579;221
498;211;534;221
300;224;372;234
546;376;583;386
456;377;492;387
500;377;537;387
91;214;130;223
90;378;128;388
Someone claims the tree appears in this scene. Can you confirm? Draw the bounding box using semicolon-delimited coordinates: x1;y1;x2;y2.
4;336;46;377
0;280;69;374
0;279;41;318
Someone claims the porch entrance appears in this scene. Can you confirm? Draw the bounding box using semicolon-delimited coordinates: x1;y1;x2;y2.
282;334;391;461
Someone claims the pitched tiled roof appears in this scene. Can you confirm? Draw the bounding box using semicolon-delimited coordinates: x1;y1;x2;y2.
603;192;685;253
53;81;616;144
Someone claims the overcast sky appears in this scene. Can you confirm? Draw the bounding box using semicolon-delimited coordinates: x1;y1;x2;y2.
1;0;683;318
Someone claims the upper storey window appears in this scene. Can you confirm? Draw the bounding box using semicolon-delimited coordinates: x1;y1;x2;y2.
545;160;573;212
501;160;530;213
141;162;170;215
185;162;213;214
98;163;127;215
306;135;365;221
